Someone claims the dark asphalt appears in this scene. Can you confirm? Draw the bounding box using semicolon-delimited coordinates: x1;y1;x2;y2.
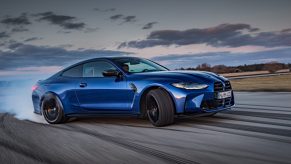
0;92;291;164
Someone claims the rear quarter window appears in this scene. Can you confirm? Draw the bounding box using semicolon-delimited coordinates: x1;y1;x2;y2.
62;65;83;77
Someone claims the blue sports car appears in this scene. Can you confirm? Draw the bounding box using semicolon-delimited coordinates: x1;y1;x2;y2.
32;57;234;126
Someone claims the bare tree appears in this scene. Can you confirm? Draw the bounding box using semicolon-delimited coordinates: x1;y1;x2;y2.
263;62;283;73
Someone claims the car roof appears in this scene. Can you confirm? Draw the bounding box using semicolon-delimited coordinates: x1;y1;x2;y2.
76;56;140;65
63;56;142;71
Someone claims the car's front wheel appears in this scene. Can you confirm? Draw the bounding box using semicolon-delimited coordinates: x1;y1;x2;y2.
146;89;175;127
41;93;67;124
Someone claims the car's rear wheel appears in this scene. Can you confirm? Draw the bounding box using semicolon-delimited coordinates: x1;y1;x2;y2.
146;89;175;127
41;93;67;124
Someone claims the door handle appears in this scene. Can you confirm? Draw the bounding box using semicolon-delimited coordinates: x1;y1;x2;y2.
79;82;87;88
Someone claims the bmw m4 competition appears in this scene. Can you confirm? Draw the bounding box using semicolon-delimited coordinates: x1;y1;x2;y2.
32;57;234;126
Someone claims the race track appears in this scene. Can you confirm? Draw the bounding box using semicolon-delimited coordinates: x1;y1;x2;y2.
1;92;291;164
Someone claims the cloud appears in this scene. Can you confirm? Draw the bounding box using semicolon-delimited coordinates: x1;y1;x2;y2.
151;48;291;69
84;27;99;33
110;14;124;21
119;23;291;49
0;43;130;71
0;32;9;38
1;13;31;26
122;16;136;23
7;42;23;49
142;22;158;30
94;8;116;12
281;28;291;33
35;12;85;30
109;14;137;23
0;40;16;48
23;37;42;42
57;44;73;48
11;27;29;33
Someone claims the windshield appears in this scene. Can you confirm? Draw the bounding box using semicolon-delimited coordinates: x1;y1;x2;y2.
112;58;169;73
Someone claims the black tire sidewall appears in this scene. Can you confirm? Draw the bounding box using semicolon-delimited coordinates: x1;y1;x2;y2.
146;89;175;126
41;93;65;124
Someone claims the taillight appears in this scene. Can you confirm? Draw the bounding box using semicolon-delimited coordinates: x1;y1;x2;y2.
32;85;38;91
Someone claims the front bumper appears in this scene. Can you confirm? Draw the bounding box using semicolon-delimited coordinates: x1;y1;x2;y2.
184;90;235;113
167;80;235;114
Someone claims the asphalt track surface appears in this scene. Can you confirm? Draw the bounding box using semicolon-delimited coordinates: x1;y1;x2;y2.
0;92;291;164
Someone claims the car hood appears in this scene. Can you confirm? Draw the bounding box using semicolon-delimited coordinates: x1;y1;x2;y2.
128;70;227;83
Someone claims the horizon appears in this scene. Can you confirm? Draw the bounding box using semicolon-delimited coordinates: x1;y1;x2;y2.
0;60;289;81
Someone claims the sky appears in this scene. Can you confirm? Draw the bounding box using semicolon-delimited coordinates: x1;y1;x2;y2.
1;0;291;79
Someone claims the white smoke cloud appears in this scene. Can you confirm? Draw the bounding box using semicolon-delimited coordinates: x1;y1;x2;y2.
0;78;47;123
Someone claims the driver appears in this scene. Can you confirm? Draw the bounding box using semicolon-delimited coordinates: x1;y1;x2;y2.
122;64;129;72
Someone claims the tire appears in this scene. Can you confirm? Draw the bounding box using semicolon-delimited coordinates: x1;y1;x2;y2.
146;89;175;127
41;93;68;124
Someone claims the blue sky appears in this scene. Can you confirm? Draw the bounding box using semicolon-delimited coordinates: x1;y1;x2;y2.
1;0;291;78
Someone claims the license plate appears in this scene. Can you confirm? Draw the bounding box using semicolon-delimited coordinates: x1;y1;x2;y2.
216;90;232;99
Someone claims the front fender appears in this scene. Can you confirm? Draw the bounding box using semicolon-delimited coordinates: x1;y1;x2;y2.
131;81;188;114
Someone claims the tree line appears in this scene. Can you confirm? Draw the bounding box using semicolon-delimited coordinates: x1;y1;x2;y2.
177;62;291;74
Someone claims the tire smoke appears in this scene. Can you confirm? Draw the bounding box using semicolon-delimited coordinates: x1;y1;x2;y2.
0;78;47;123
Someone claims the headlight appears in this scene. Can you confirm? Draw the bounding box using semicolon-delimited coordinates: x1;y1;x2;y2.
172;82;208;90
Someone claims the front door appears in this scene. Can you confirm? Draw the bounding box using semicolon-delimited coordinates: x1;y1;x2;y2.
75;60;132;112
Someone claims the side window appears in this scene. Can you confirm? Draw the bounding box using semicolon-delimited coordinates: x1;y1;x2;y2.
62;65;83;77
83;61;117;77
124;62;156;73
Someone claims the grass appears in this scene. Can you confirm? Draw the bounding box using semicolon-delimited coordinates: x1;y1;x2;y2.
221;69;290;77
230;73;291;92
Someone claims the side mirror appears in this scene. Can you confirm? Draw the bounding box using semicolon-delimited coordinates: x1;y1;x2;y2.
102;69;120;77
